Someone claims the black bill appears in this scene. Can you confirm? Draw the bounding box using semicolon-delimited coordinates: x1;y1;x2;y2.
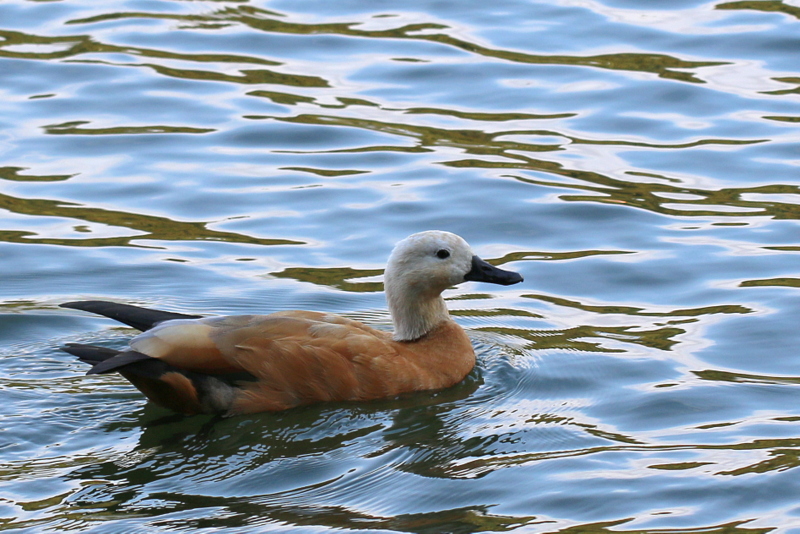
463;255;524;286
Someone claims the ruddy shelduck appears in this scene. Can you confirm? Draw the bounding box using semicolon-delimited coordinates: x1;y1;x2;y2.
61;231;523;415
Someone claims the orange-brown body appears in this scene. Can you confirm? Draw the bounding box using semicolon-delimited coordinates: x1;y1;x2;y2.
186;312;476;414
70;309;476;416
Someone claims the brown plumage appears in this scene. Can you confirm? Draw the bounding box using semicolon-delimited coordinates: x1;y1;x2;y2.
61;231;523;415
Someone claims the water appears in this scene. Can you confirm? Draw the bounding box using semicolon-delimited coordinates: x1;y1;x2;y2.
2;0;800;532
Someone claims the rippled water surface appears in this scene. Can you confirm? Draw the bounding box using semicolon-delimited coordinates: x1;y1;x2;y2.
3;0;800;532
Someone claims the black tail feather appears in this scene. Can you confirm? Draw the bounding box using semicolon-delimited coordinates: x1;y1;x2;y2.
61;343;156;375
60;300;202;331
62;343;121;366
60;343;247;415
61;343;210;414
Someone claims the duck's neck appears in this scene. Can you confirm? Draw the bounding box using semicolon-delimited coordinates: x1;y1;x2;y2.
387;287;450;342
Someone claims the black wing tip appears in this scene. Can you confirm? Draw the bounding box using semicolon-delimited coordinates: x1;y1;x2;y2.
61;342;114;354
59;300;204;331
60;342;120;366
59;300;123;314
60;300;95;310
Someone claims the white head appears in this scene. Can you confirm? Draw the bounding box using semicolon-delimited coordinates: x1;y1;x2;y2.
384;231;523;341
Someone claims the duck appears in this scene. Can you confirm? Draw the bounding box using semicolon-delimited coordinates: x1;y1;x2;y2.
60;231;523;416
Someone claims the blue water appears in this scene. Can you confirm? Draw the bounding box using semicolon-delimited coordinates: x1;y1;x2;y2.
3;0;800;532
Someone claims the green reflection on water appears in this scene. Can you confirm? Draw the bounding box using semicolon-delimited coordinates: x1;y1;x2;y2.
0;191;302;247
717;0;800;21
241;112;797;221
524;294;753;318
718;449;800;476
507;169;800;220
763;115;800;123
761;77;800;96
0;167;75;182
271;113;762;153
249;90;577;122
648;461;714;470
0;28;329;88
56;5;726;83
43;121;215;136
280;167;369;177
230;6;725;83
694;369;800;385
740;277;800;288
271;266;383;292
493;250;634;264
404;108;575;122
476;323;685;352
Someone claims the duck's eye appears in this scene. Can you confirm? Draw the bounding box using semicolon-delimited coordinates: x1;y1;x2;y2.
436;249;450;259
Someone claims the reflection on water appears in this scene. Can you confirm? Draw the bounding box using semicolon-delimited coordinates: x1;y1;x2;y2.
2;0;800;532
